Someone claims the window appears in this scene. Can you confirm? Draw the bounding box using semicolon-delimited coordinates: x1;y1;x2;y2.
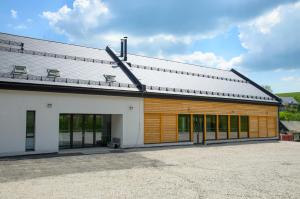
103;74;116;83
230;115;239;139
59;114;71;148
230;115;239;132
218;115;228;140
178;115;191;142
241;116;249;132
193;115;204;132
26;111;35;151
47;69;60;77
218;115;228;132
206;115;216;132
206;115;216;140
13;65;27;75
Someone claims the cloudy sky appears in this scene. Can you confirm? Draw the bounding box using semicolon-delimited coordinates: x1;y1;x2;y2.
1;0;300;93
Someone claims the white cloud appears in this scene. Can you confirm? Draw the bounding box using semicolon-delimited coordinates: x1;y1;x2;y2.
14;24;27;30
281;76;300;82
168;51;242;70
238;1;300;70
42;0;110;38
10;9;18;19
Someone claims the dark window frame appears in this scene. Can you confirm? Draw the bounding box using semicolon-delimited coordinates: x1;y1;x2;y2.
26;110;35;151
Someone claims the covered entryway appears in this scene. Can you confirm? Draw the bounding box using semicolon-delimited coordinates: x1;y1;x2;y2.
59;114;112;149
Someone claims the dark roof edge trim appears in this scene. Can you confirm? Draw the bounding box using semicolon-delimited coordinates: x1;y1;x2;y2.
231;69;282;103
0;81;141;98
106;46;146;92
142;92;280;106
0;81;280;106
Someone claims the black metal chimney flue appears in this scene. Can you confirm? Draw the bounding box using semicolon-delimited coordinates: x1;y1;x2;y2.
120;39;124;57
124;36;127;61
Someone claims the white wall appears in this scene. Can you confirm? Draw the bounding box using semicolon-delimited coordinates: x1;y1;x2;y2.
0;89;144;156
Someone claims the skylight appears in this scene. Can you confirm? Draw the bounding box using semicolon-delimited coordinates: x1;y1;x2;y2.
13;65;27;75
104;74;116;83
47;69;60;78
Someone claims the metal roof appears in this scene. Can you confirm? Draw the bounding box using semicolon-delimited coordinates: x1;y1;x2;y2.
0;32;280;104
280;121;300;133
0;33;139;92
126;54;278;103
281;97;299;105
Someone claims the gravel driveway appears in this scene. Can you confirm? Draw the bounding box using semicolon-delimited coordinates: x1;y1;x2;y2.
0;141;299;199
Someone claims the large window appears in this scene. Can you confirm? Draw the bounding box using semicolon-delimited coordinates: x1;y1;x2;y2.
230;115;239;139
59;114;71;148
206;115;216;140
178;115;191;142
218;115;228;139
241;116;249;132
26;111;35;151
59;114;111;149
239;116;249;138
193;115;204;144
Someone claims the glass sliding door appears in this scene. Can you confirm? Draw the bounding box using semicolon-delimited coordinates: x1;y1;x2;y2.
230;115;239;139
240;116;249;138
84;115;94;146
72;114;83;147
193;115;204;144
206;115;217;140
59;114;71;148
95;115;111;146
59;114;111;149
178;114;191;142
218;115;228;140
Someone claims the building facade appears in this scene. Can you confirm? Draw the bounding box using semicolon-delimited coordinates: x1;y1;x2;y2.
0;33;281;157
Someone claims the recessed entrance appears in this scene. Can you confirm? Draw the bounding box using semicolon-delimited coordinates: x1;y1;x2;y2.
59;114;111;149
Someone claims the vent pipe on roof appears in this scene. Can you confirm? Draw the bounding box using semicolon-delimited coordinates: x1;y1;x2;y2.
120;39;124;57
124;36;127;61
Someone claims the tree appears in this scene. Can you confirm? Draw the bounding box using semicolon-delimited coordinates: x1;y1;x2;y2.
262;85;273;93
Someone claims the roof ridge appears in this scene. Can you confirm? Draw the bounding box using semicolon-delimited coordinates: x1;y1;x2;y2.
127;52;231;72
0;32;106;52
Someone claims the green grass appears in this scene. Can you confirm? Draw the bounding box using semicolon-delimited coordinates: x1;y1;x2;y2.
277;92;300;103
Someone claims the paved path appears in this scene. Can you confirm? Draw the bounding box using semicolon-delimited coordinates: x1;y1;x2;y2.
0;141;299;198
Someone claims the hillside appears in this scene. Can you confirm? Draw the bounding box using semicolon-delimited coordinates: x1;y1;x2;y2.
277;92;300;103
277;92;300;121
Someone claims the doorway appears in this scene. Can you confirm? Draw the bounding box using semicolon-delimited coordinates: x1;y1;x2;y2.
59;114;111;149
193;115;204;144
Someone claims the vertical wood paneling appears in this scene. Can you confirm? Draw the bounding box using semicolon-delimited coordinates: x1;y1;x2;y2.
259;116;268;137
161;114;177;143
249;116;259;138
267;116;276;137
144;98;278;144
144;113;161;144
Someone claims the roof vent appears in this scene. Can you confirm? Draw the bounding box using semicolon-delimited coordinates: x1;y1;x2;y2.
104;74;116;83
13;65;27;75
47;69;60;78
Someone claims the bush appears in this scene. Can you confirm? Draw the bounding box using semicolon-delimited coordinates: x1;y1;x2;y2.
280;111;300;121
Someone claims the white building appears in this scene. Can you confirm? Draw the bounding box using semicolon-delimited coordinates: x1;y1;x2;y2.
0;33;280;157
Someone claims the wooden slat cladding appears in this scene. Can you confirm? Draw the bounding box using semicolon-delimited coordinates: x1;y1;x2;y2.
144;113;160;144
144;98;278;144
259;117;268;137
161;114;177;143
249;116;259;138
144;98;277;116
267;116;276;137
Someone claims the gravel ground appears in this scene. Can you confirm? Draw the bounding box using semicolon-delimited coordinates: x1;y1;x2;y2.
0;141;299;199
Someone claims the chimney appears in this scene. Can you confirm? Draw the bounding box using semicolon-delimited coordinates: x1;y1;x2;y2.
124;36;127;61
120;39;124;57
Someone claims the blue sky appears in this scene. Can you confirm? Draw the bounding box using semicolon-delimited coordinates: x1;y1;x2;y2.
1;0;300;93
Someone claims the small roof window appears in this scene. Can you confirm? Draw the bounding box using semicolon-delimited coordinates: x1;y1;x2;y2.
13;65;27;75
47;69;60;78
104;74;116;83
